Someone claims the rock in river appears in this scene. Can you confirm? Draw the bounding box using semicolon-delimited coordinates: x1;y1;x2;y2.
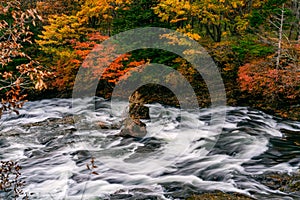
118;117;147;138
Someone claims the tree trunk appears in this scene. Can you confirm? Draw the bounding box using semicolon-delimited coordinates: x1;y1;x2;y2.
276;4;285;70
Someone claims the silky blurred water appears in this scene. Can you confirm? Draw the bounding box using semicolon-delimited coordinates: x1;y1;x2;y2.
0;97;299;199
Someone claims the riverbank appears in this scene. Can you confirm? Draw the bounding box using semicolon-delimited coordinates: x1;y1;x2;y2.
28;81;300;121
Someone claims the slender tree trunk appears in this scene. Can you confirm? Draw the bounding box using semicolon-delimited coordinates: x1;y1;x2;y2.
276;4;285;70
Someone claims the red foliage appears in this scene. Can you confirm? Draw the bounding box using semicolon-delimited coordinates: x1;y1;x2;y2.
51;32;145;91
102;55;145;83
238;57;300;102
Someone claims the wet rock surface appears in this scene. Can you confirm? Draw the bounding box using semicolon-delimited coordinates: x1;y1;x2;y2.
118;91;150;138
97;121;121;129
187;192;254;200
253;171;300;195
118;117;147;138
21;115;78;128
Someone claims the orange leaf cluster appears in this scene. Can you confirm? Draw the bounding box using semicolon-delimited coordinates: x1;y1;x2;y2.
103;55;145;83
238;57;300;102
50;32;145;91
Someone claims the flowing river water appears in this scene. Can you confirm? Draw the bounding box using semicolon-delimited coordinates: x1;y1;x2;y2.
0;97;299;199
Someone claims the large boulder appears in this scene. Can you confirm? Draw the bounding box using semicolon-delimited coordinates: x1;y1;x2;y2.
118;91;149;138
118;117;147;138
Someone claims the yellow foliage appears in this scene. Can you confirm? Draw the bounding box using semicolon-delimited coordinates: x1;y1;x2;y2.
170;18;188;23
154;0;268;41
232;2;238;8
185;32;201;41
78;0;132;26
37;14;87;54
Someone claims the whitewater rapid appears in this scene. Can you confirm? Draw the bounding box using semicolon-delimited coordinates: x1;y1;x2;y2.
0;97;299;199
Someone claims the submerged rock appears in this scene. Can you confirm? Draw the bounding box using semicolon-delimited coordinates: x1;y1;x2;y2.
254;171;300;195
187;192;254;200
22;115;79;128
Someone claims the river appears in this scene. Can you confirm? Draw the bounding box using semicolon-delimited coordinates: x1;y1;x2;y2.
0;97;299;199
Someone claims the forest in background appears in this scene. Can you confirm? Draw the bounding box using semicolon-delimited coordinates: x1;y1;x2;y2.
0;0;299;119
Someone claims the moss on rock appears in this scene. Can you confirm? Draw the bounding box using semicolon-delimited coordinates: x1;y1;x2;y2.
187;192;254;200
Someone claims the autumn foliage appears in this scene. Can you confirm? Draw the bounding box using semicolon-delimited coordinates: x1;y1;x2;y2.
0;0;298;119
153;0;268;42
0;0;50;116
238;44;300;105
47;32;145;92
